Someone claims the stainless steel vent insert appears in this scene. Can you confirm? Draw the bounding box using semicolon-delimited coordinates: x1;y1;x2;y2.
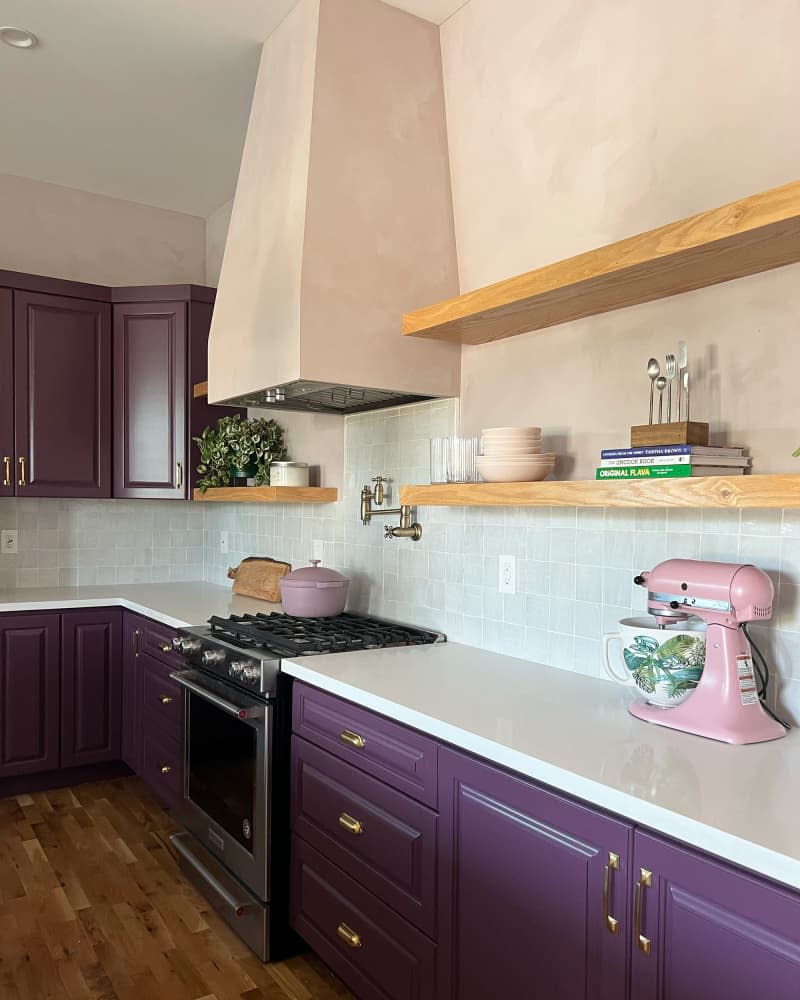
218;380;436;414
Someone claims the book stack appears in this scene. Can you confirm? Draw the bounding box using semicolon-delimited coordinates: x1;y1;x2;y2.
596;445;751;480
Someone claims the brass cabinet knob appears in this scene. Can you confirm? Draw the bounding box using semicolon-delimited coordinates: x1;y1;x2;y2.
339;729;366;750
338;813;364;836
159;643;173;654
160;695;173;705
337;923;362;949
160;765;172;775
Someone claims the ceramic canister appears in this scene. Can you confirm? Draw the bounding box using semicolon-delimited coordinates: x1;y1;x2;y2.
603;617;706;708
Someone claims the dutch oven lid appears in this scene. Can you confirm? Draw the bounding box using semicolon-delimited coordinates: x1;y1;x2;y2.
280;560;349;590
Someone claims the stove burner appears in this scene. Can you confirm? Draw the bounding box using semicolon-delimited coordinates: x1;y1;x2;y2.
207;612;439;657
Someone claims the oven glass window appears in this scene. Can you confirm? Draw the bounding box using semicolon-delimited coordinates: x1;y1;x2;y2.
187;692;257;852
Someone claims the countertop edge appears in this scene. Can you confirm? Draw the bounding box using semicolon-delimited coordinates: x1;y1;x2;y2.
282;659;800;893
0;595;195;629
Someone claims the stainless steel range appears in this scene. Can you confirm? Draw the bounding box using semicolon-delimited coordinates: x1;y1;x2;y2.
168;611;443;961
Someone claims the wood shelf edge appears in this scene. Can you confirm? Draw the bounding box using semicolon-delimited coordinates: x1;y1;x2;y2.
402;180;800;345
400;474;800;509
193;381;209;399
193;486;338;503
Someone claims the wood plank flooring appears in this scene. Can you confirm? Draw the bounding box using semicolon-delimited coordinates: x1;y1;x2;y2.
0;777;353;1000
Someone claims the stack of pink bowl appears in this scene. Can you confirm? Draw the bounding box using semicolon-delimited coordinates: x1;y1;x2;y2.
476;427;556;482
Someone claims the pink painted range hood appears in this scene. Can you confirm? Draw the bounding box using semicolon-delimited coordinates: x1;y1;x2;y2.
208;0;461;415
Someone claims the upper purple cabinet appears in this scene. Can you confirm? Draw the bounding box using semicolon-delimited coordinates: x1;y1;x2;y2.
631;830;800;1000
0;288;12;498
14;290;112;498
113;300;188;499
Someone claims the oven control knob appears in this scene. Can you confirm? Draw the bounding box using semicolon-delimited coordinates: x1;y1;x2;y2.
176;637;201;654
228;661;246;678
201;649;225;667
242;665;261;685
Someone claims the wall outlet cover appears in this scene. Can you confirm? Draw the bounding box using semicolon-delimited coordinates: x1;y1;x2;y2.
498;554;516;594
1;530;18;555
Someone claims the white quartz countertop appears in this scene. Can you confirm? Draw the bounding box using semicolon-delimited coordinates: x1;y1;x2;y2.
283;642;800;892
0;583;280;628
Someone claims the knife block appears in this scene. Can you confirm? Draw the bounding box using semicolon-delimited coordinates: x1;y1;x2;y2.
630;422;710;447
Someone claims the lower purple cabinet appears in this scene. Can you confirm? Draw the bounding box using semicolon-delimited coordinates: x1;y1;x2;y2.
438;747;632;1000
61;609;122;768
0;613;61;777
631;831;800;1000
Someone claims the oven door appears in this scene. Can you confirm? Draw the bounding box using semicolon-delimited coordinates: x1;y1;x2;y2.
171;669;272;901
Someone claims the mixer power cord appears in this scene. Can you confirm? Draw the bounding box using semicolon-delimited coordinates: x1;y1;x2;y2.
741;623;791;731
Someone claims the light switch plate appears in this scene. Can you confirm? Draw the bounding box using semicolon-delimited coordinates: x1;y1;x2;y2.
498;554;516;594
1;530;18;554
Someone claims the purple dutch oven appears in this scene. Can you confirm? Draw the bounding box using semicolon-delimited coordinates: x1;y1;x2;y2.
279;560;350;617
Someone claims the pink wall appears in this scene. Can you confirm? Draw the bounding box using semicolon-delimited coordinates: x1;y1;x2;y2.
440;0;800;478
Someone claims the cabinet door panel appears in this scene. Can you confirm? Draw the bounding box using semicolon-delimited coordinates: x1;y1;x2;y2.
61;609;122;768
113;301;187;498
632;831;800;1000
121;613;143;771
14;291;111;497
0;288;12;498
438;747;631;1000
0;614;60;776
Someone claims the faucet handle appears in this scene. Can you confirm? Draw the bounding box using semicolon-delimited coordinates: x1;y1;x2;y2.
371;475;387;505
384;525;395;539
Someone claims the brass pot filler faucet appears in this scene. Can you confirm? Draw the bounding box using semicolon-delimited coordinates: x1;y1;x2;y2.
360;476;422;541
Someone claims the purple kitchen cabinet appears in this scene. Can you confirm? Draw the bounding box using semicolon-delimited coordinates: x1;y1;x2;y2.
113;301;187;499
0;614;61;777
14;290;111;497
121;613;145;771
61;609;122;768
631;830;800;1000
438;747;632;1000
0;288;12;497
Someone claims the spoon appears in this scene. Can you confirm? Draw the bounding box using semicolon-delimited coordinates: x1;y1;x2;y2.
655;375;667;423
647;358;660;424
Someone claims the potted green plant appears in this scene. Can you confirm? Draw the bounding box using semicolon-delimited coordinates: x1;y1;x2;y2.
194;414;288;492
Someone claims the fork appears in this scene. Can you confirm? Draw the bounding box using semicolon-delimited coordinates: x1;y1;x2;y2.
664;353;677;423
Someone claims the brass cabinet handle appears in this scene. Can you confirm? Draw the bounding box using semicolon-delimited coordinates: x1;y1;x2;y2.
160;765;172;775
338;813;364;836
634;868;653;955
2;456;10;487
176;461;183;489
160;695;173;706
134;628;141;655
18;456;26;487
337;923;362;949
340;729;366;749
159;643;173;654
603;852;620;935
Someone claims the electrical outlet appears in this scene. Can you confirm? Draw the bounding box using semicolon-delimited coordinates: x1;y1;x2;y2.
498;554;516;594
312;539;325;562
219;531;229;554
1;530;18;555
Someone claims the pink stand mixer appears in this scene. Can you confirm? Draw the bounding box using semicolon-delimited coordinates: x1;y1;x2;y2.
630;558;787;745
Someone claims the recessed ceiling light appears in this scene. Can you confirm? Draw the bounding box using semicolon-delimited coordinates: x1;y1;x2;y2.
0;26;38;49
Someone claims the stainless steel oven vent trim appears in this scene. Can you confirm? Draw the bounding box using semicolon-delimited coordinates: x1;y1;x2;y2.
216;378;438;414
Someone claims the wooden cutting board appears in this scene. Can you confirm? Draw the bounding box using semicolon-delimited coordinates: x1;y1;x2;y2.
227;557;292;603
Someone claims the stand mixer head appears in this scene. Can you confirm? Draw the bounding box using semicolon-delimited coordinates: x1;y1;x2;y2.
629;558;785;745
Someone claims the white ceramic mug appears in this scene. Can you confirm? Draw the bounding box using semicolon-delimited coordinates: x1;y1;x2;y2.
603;617;706;708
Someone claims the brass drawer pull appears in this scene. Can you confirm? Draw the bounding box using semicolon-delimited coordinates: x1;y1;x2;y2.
337;922;362;949
634;868;653;955
18;456;26;487
603;852;620;935
338;813;364;836
340;729;366;749
2;456;10;487
176;461;183;489
159;643;174;654
160;695;173;705
160;765;172;775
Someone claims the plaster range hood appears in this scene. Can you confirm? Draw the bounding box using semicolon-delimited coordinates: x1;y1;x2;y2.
207;0;461;415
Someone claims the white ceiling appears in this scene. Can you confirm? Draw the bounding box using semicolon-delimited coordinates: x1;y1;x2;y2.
0;0;467;218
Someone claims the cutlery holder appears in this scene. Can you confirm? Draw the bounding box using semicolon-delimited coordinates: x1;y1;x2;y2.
630;421;709;447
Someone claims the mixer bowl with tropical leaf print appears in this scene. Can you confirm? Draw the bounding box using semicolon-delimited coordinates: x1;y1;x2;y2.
603;618;706;707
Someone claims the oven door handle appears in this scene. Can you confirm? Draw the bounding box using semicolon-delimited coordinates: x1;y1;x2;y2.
170;671;265;720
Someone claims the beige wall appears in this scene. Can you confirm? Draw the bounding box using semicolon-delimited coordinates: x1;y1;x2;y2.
205;198;234;286
0;172;206;285
441;0;800;477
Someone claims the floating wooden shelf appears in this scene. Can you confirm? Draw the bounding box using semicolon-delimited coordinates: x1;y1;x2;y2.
402;180;800;346
400;475;800;510
193;486;338;503
193;381;209;399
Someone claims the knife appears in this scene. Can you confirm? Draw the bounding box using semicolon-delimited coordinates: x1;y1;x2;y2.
677;341;688;422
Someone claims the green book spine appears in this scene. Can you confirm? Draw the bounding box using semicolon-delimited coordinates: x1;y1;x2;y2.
595;464;693;480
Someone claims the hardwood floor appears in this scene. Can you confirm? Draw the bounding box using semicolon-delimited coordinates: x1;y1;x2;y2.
0;777;353;1000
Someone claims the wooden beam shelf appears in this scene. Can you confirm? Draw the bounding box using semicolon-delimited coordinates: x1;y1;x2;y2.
402;180;800;346
400;475;800;510
193;486;338;503
193;381;209;399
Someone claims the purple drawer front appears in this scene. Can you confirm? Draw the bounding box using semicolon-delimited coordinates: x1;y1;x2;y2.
141;723;182;811
292;735;437;938
141;618;180;669
141;655;183;739
292;683;438;807
290;836;436;1000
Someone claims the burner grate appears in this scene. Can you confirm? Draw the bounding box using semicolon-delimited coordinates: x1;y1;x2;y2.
207;612;439;657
